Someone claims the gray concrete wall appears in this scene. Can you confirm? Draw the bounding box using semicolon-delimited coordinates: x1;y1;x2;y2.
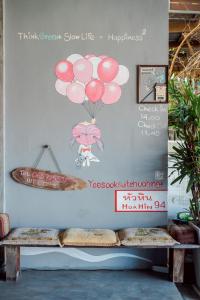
4;0;169;269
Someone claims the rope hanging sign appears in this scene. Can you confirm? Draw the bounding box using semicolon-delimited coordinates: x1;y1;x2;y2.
10;145;87;191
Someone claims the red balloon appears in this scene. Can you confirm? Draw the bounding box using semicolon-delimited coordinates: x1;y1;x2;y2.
55;60;74;82
97;57;119;82
85;79;104;103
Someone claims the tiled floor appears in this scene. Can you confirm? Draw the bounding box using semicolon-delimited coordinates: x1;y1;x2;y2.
0;270;198;300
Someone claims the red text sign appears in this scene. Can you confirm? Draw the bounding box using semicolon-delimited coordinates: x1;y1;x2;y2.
115;190;167;212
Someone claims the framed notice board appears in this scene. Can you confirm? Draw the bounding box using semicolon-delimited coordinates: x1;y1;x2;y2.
137;65;168;104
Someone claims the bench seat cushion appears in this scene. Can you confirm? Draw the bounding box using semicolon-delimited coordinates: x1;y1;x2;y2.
118;228;179;246
60;228;119;246
3;227;60;245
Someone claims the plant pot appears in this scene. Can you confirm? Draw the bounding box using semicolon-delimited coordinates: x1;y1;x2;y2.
189;222;200;244
189;222;200;290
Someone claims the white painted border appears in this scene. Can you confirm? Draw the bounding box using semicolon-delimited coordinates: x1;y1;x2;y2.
21;247;152;263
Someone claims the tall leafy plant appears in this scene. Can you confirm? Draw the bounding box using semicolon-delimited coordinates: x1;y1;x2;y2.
169;78;200;225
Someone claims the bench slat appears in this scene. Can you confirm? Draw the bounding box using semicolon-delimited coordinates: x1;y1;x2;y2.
1;243;200;248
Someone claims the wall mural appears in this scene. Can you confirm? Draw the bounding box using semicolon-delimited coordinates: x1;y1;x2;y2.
54;54;129;168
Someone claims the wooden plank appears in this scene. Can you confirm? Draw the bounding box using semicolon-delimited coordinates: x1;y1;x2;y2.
0;247;5;279
11;167;87;191
169;40;200;48
0;246;3;264
2;242;200;248
169;20;199;33
170;0;200;12
5;246;20;281
169;249;185;283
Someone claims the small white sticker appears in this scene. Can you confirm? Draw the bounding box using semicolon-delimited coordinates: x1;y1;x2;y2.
155;171;164;180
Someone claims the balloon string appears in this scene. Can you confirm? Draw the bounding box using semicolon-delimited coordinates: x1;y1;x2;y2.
94;100;103;118
89;102;93;118
98;100;102;112
93;100;100;118
92;102;96;118
82;100;105;119
96;100;101;116
87;101;93;118
96;101;99;116
82;102;90;117
85;102;90;116
89;101;94;119
82;101;93;119
98;101;104;114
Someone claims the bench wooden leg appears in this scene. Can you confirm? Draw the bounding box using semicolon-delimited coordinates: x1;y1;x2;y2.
5;246;20;281
0;247;5;280
169;249;185;283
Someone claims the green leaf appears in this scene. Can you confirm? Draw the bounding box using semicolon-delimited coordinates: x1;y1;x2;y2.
171;174;185;185
186;176;194;193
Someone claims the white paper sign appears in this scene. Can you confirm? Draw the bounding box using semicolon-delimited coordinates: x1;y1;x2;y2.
115;190;167;212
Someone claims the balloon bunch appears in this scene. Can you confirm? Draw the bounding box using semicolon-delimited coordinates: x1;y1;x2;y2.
55;53;129;118
54;54;129;167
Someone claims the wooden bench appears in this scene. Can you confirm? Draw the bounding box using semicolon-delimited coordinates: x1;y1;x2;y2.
1;241;200;283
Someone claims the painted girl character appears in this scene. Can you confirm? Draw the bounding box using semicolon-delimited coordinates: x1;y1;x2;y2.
71;119;104;167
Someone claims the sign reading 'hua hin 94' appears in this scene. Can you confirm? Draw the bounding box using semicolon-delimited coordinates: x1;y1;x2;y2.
115;190;167;212
11;168;87;191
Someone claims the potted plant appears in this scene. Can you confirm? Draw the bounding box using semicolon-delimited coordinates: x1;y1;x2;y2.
168;77;200;288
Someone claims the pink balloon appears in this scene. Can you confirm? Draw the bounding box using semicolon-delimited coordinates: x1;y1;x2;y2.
73;58;93;83
102;83;121;104
55;60;74;82
112;65;129;85
85;80;104;103
66;83;85;104
85;54;95;59
98;57;119;82
55;79;70;96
